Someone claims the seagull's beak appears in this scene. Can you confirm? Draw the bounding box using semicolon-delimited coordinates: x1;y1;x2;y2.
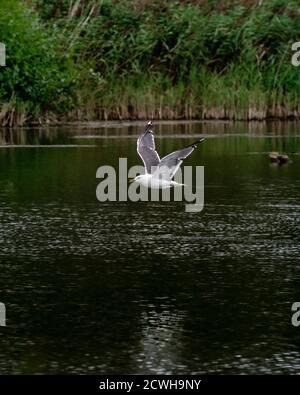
128;177;135;183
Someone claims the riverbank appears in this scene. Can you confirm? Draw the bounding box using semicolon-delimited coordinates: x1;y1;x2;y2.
1;0;300;126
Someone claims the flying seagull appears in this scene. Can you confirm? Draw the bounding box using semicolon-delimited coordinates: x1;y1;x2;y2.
132;121;205;189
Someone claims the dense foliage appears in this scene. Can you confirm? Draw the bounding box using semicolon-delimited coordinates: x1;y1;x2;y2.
1;0;300;124
0;0;75;124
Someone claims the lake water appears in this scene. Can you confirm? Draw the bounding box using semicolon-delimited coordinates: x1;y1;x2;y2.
0;121;300;374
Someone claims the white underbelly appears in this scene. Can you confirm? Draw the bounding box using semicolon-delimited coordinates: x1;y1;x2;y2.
140;176;172;189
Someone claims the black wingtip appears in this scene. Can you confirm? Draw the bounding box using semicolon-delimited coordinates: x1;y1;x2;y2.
190;138;205;148
145;120;153;133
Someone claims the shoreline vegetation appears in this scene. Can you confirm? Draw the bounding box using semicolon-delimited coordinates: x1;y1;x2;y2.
1;0;300;126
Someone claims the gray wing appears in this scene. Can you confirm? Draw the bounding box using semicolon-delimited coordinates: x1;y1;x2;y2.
154;139;205;180
137;121;160;173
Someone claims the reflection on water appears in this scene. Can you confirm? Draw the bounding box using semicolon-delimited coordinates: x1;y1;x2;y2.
137;307;186;374
0;121;300;374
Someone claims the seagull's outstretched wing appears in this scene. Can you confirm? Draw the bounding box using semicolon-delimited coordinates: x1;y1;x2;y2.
137;121;160;173
155;139;205;180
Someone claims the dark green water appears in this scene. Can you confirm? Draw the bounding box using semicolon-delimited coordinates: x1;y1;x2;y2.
0;121;300;374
